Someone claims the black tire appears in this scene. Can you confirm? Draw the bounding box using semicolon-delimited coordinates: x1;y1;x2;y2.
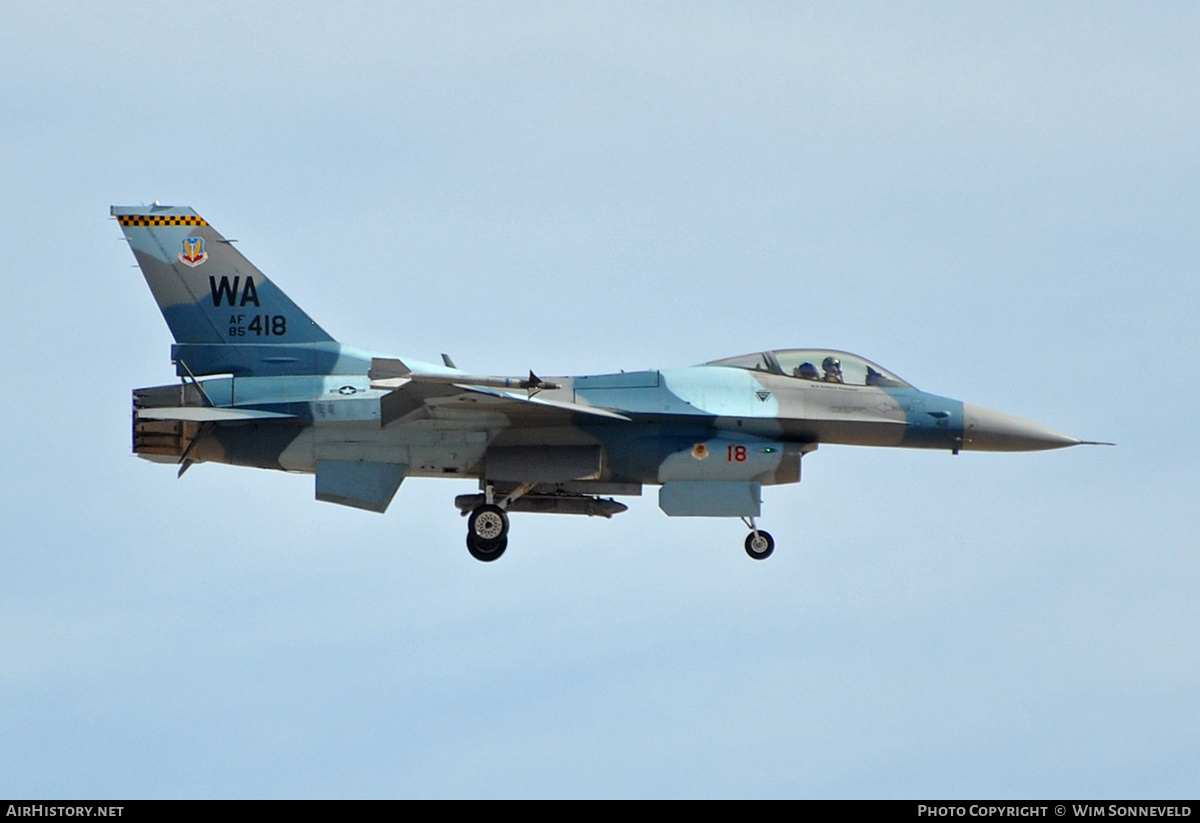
744;530;775;560
468;504;509;542
467;533;507;562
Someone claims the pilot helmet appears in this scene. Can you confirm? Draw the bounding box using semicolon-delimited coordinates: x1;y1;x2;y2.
822;356;842;377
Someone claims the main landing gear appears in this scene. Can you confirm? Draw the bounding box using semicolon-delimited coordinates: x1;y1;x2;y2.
741;517;775;560
466;503;509;562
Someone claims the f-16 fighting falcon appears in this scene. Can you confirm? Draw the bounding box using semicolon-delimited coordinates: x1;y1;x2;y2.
115;204;1105;562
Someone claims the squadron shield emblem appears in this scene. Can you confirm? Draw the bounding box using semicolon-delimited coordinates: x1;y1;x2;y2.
178;236;209;268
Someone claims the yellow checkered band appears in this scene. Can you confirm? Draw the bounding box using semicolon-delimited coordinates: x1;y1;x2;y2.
117;215;208;227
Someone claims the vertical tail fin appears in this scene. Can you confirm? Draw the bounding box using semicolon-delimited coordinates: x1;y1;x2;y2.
113;204;334;346
113;204;363;377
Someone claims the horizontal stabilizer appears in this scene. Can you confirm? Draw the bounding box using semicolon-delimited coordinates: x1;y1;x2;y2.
136;407;299;423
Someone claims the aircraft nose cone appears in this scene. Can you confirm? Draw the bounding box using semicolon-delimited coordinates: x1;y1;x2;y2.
961;403;1081;452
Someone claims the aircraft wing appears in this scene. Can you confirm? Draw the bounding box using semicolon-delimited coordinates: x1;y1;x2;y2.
454;385;631;420
369;358;630;426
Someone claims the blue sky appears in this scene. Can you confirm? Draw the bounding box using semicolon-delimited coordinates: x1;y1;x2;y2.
1;2;1197;798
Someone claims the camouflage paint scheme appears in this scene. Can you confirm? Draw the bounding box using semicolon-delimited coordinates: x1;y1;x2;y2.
116;205;1090;561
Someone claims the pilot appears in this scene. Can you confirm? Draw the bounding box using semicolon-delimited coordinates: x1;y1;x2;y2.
822;356;844;383
794;362;820;380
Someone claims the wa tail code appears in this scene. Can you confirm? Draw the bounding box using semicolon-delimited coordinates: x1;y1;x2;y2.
209;275;260;307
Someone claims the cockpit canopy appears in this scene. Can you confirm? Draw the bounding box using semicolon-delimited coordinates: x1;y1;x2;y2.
706;349;914;388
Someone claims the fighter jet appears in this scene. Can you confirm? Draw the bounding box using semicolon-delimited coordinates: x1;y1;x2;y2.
115;204;1103;562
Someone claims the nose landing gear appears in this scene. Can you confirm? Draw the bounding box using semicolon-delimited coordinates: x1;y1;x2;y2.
741;517;775;560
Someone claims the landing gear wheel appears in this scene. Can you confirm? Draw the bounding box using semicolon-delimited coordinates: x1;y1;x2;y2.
744;530;775;560
468;504;509;543
466;504;509;562
467;533;507;562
